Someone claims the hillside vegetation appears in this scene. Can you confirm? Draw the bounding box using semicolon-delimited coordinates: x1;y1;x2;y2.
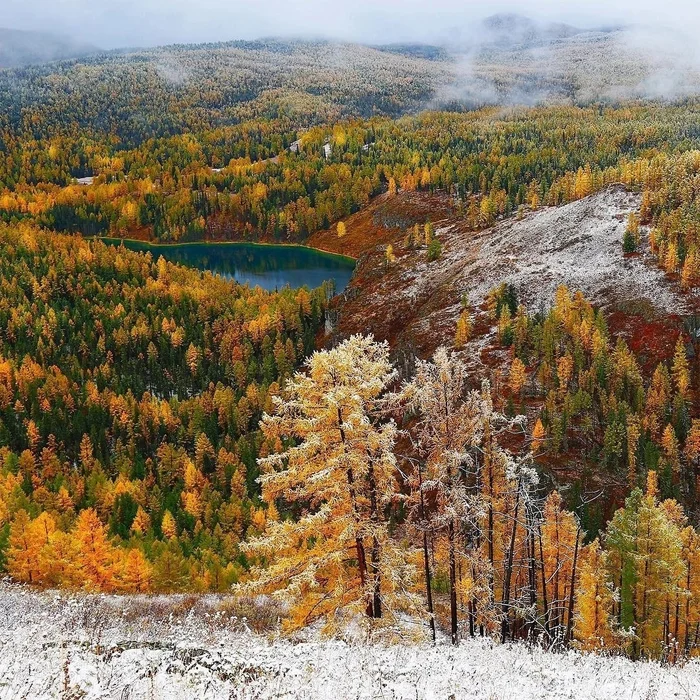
0;226;329;591
3;22;700;667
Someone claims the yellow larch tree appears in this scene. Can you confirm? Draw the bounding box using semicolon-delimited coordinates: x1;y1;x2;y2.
161;509;177;539
454;310;472;349
540;491;581;642
119;548;153;592
185;343;201;376
130;506;151;535
72;508;118;591
532;418;546;449
626;414;641;489
39;530;80;588
644;364;672;438
681;247;699;289
672;337;690;399
661;423;681;477
6;510;55;584
424;221;434;246
509;357;526;397
240;335;416;633
605;472;685;659
574;539;617;651
676;526;700;659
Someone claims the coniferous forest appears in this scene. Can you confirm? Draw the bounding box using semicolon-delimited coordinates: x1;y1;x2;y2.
5;17;700;681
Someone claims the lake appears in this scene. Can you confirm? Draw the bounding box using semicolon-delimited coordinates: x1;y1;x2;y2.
102;239;356;293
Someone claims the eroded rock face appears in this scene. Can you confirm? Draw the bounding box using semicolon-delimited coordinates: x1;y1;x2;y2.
443;185;685;315
333;186;696;358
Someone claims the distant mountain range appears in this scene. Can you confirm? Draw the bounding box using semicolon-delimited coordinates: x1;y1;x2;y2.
479;13;586;46
2;14;696;106
441;12;620;51
429;13;700;105
0;27;99;68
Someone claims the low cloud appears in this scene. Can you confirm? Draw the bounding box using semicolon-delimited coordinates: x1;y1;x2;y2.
5;0;700;104
2;0;700;51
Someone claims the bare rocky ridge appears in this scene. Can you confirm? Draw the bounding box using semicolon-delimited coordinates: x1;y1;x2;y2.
326;186;696;358
441;185;686;314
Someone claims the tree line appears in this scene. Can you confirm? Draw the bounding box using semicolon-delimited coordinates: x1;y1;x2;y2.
241;334;700;661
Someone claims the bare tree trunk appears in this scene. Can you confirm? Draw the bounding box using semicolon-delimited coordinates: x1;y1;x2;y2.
663;597;670;663
418;462;436;642
538;525;551;642
449;519;459;645
565;527;580;645
501;477;522;643
469;597;475;637
367;459;382;619
674;591;680;663
553;512;561;635
422;529;435;640
526;506;538;641
685;560;692;655
338;407;372;618
370;539;382;619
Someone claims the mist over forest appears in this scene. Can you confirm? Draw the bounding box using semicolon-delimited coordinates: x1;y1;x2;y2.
3;5;700;106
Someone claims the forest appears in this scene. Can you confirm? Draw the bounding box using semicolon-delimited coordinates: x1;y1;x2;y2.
236;333;700;661
2;37;700;664
3;103;700;249
0;225;329;591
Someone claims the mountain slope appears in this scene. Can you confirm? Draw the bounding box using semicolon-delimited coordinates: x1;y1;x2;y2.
440;17;700;104
313;186;694;358
478;13;585;47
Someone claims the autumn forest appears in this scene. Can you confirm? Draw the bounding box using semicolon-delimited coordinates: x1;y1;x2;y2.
3;31;700;666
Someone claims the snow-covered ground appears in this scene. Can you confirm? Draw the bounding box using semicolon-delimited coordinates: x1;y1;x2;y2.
336;184;696;358
411;185;690;319
0;582;698;699
451;185;687;314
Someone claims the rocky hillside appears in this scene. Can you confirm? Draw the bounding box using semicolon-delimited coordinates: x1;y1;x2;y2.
314;186;695;361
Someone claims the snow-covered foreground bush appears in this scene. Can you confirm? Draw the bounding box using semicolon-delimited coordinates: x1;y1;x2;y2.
0;582;698;700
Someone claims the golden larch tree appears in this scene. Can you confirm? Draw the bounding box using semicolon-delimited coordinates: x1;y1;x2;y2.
72;508;118;591
574;539;617;651
240;335;416;633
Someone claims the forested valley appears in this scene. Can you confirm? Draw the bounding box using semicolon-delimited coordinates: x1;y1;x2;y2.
2;30;700;669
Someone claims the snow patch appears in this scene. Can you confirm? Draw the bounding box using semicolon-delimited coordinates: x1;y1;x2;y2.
443;187;687;315
1;582;699;699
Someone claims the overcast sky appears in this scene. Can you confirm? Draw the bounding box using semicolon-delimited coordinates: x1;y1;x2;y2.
4;0;700;49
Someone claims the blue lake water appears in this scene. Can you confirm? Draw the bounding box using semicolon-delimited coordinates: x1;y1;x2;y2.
102;239;356;293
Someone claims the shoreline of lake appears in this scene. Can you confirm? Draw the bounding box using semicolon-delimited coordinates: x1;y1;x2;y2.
95;236;358;264
97;237;356;293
